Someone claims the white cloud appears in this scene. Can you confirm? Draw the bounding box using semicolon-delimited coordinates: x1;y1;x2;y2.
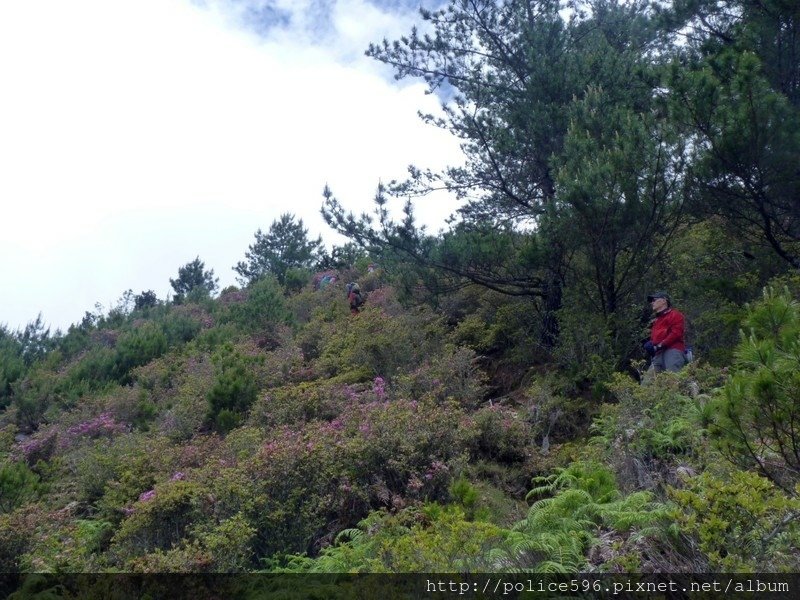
0;0;462;331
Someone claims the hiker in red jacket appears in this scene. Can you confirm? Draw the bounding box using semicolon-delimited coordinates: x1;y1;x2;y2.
643;291;686;375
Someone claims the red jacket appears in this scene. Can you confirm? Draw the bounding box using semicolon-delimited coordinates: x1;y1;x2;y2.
650;308;686;353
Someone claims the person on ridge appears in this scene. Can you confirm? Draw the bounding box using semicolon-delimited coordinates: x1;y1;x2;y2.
642;291;686;375
347;282;364;315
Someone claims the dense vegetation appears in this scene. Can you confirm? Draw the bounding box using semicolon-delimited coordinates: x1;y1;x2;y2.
1;0;799;577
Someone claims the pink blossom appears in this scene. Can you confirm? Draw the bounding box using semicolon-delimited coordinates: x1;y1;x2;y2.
138;489;156;503
14;430;57;462
373;376;386;401
170;472;186;481
65;412;127;441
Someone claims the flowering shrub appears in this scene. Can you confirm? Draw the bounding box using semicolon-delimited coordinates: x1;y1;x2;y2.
138;489;156;503
63;412;128;445
13;427;58;464
372;376;386;401
239;397;475;556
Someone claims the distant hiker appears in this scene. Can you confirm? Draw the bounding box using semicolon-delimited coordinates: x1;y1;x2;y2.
313;270;337;290
319;274;336;290
347;282;364;315
642;291;686;376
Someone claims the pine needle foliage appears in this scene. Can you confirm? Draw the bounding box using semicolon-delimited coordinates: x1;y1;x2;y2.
710;287;800;492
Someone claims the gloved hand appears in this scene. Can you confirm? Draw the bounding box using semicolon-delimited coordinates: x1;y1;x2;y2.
643;340;656;356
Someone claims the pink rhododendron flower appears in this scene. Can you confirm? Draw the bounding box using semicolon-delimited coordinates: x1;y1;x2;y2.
373;376;386;400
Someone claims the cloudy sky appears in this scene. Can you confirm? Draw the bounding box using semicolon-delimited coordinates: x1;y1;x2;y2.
0;0;462;332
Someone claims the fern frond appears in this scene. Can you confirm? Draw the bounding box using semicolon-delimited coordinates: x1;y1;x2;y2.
334;527;364;545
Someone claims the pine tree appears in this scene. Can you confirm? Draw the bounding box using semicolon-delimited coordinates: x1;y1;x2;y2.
234;213;322;286
170;256;219;303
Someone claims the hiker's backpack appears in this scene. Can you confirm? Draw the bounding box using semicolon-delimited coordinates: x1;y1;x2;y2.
347;283;364;308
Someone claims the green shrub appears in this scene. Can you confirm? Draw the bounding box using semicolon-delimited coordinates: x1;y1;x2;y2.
469;405;532;463
524;378;594;449
111;480;204;563
375;505;509;572
0;461;41;513
317;306;445;382
553;304;618;395
277;505;509;573
192;324;240;352
220;277;293;333
283;267;312;293
248;381;351;428
670;470;800;571
83;433;172;520
157;306;206;346
18;516;115;572
206;343;262;432
131;351;216;440
113;322;168;383
0;508;38;571
125;513;255;572
12;365;63;431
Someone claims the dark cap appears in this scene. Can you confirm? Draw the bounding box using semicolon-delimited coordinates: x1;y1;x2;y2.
647;291;671;304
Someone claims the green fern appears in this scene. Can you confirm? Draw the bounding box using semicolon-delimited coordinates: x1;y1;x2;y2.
496;462;667;572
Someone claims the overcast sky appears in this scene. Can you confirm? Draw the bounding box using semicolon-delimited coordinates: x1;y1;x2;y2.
0;0;462;333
